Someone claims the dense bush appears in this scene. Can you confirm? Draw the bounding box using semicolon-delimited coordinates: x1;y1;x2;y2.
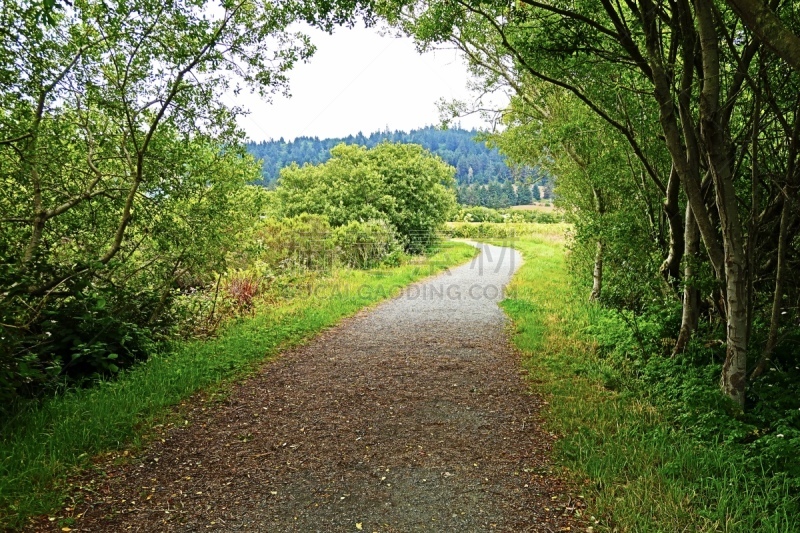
234;214;337;275
333;220;402;269
276;142;457;252
0;0;326;405
0;143;262;404
163;215;407;339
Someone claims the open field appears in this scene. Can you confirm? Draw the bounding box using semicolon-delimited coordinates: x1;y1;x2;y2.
509;203;557;212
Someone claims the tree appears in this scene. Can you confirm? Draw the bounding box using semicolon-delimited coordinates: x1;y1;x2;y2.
0;0;373;399
489;86;663;304
275;142;457;251
516;182;532;205
385;0;800;407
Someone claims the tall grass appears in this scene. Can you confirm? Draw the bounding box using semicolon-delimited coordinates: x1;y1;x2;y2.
0;242;477;529
495;232;800;532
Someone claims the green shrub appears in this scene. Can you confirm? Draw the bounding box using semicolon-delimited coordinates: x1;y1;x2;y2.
332;220;401;269
456;206;504;222
1;286;161;405
275;143;457;253
235;214;335;274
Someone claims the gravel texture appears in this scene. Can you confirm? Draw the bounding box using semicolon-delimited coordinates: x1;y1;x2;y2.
33;243;583;532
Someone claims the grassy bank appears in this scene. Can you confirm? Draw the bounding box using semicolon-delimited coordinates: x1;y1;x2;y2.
0;242;477;529
495;230;799;532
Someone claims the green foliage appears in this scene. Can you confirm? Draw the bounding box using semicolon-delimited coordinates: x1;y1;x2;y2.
234;214;337;274
333;220;402;269
446;223;515;239
275;142;457;252
498;235;800;531
0;135;262;403
390;0;800;411
445;221;570;241
0;0;326;402
456;179;552;208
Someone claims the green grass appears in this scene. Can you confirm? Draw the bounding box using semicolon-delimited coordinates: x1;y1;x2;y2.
0;242;477;530
492;231;800;532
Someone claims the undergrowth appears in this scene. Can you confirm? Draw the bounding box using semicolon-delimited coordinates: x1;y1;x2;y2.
495;232;800;532
0;241;477;530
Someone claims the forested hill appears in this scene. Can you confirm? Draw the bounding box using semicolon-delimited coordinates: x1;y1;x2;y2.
246;127;537;186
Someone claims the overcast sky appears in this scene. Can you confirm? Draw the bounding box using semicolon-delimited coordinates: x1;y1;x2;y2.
228;24;507;142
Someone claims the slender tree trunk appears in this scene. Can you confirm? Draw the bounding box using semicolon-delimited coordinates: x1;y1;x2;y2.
589;186;605;302
674;203;701;355
696;0;749;407
660;166;684;285
590;240;604;302
751;199;792;378
752;111;799;378
720;254;750;407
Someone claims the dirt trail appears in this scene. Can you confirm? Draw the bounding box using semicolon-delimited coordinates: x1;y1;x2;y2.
37;243;582;532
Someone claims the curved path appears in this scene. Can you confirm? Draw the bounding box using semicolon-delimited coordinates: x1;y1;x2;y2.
43;243;580;532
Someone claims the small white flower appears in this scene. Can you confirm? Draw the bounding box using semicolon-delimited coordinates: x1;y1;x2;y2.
776;434;785;438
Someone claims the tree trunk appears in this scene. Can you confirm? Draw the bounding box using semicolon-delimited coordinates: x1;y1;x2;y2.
673;203;700;355
589;240;604;302
751;199;792;379
589;185;605;302
720;258;749;407
696;0;749;407
660;166;684;285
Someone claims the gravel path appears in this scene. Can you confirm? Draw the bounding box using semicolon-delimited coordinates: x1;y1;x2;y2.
37;243;582;532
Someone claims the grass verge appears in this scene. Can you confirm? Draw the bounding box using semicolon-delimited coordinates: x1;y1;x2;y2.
0;242;477;530
494;231;799;532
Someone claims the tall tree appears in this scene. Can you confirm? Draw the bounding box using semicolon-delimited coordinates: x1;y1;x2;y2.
385;0;800;406
0;0;374;397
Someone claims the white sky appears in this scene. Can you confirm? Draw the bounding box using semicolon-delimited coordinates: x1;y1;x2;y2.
228;24;506;142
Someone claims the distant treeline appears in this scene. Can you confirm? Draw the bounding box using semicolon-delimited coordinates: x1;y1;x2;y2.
245;127;552;197
456;181;552;208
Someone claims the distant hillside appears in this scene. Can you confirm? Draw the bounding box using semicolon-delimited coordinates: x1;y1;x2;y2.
246;127;544;187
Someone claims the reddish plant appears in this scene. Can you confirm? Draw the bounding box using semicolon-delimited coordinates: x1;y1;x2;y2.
225;274;260;312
